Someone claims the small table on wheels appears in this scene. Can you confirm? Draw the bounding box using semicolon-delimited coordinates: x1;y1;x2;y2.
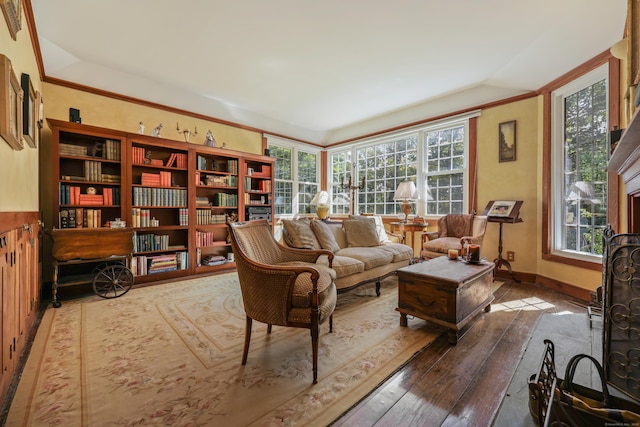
396;256;495;344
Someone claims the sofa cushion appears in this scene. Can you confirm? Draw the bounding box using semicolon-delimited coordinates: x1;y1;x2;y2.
379;242;414;263
282;218;320;249
349;215;391;243
336;246;393;270
423;236;463;254
342;219;381;247
310;220;341;252
318;254;365;277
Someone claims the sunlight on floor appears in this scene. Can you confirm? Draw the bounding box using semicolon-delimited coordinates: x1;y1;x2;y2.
491;296;557;312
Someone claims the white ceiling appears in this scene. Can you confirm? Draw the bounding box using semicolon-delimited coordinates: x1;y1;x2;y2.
31;0;627;145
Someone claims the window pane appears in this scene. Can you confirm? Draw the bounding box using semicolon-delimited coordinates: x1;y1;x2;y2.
274;181;292;215
297;151;317;183
560;78;607;256
424;125;466;215
270;146;291;180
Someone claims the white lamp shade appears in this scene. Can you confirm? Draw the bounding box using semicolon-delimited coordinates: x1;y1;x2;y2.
311;190;330;205
393;181;418;200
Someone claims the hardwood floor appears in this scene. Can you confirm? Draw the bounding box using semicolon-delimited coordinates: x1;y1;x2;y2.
332;278;594;427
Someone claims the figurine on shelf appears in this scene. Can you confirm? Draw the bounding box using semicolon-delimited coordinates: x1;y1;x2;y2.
151;123;163;137
144;150;152;164
138;122;145;134
222;142;227;149
204;130;217;147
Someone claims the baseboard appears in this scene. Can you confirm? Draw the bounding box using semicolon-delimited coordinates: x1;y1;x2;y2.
494;270;593;302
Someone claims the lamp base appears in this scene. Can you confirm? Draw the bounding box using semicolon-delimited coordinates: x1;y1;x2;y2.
401;200;411;222
316;205;330;220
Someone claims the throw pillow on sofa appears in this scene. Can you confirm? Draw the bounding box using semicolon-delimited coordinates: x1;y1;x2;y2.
282;218;321;249
310;220;341;252
342;219;381;247
349;214;391;243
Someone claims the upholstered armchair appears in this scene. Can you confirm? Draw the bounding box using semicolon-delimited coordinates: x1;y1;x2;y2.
421;214;488;259
227;219;337;384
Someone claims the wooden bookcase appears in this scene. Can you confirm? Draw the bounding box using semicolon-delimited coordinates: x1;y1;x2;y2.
46;119;274;286
49;119;127;230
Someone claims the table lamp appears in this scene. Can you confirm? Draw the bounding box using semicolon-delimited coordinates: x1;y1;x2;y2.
310;190;331;219
393;181;419;222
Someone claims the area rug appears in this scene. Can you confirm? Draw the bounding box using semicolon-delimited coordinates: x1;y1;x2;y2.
7;273;443;426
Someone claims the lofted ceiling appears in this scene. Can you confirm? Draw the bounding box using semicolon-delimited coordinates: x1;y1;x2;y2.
31;0;627;145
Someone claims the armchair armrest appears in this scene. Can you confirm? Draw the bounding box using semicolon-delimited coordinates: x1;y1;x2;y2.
275;241;335;267
421;231;439;244
460;235;483;246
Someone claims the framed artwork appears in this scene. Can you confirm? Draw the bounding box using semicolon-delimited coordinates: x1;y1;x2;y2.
21;73;36;147
37;90;43;129
0;54;23;150
499;120;516;162
487;200;517;217
0;0;22;41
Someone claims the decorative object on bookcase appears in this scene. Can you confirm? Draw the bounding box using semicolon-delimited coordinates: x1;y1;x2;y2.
204;130;217;147
138;122;145;134
86;187;97;195
20;73;37;148
0;0;22;40
176;122;197;142
0;54;23;150
151;123;162;137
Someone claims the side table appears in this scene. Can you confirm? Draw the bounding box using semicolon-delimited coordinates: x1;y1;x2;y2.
390;221;428;258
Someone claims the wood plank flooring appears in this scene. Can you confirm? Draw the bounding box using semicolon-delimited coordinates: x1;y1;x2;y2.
331;278;595;427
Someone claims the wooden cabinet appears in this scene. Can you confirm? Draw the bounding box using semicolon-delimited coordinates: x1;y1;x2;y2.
0;215;40;402
45;120;274;287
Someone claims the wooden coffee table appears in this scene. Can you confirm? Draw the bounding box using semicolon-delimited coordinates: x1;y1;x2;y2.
396;256;495;344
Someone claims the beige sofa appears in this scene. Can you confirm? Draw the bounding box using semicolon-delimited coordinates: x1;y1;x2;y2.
281;216;413;295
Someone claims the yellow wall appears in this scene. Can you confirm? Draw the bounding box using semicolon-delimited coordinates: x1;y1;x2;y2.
0;12;41;212
476;98;539;275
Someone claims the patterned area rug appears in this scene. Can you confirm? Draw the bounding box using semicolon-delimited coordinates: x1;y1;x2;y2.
7;273;443;426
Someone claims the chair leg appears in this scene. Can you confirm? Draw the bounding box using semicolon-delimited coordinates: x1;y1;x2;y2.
242;316;252;365
311;307;320;384
267;324;272;334
375;280;381;297
329;314;333;333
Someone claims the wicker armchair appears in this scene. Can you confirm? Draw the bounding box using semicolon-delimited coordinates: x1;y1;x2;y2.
227;219;338;384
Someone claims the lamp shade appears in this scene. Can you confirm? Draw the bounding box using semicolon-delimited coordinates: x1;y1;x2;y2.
310;191;330;206
393;181;418;200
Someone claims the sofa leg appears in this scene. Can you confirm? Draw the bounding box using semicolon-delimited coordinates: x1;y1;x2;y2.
375;281;381;296
267;324;272;334
242;316;252;365
329;314;333;333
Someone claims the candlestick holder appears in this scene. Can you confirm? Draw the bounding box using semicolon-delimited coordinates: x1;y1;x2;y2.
176;122;198;142
340;175;366;215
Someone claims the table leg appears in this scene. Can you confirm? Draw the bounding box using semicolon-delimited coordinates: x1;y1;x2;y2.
400;313;408;327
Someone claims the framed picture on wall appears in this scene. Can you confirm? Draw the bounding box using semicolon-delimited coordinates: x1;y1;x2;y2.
0;0;22;41
0;54;23;150
499;120;516;162
21;73;36;147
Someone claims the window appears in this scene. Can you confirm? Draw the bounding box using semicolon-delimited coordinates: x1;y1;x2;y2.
551;64;608;260
423;125;466;215
328;112;477;216
267;136;320;217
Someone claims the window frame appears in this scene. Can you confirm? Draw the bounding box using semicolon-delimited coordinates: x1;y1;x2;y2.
267;135;321;218
542;53;620;271
326;111;480;217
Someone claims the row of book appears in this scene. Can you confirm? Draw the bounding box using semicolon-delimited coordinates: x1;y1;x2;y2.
59;139;120;160
131;147;187;168
196;210;227;225
59;208;103;228
131;209;157;227
195;230;227;248
141;171;172;187
213;193;238;207
133;233;170;253
132;187;187;207
196;172;237;187
131;252;188;276
196;155;238;173
59;185;121;206
244;177;272;192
